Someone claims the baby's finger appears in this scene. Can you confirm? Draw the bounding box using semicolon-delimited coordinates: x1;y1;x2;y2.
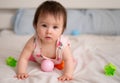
58;77;62;81
21;75;25;79
24;74;29;78
17;75;21;79
66;77;70;81
58;76;66;81
62;77;66;81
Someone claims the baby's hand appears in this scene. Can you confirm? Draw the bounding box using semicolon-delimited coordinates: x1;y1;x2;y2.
15;73;29;80
58;74;73;81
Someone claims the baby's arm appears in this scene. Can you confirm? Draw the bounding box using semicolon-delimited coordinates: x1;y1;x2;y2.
16;37;34;80
58;45;75;81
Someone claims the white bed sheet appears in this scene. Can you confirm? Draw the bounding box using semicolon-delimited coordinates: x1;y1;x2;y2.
0;30;120;83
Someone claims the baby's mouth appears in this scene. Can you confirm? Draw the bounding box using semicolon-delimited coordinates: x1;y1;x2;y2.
45;36;51;39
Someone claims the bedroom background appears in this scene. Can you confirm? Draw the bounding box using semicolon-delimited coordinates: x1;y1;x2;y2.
0;0;120;83
0;0;120;35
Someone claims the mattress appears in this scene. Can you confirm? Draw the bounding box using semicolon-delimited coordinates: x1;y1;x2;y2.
0;30;120;83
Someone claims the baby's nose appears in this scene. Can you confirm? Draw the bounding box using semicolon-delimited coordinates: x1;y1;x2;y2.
47;28;52;33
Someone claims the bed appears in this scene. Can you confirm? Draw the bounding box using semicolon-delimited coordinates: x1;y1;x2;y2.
0;0;120;83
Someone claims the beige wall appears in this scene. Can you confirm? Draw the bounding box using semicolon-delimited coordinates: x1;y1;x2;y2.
0;9;16;29
0;0;120;29
0;0;120;9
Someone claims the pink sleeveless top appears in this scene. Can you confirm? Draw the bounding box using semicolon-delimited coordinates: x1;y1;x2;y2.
29;35;71;65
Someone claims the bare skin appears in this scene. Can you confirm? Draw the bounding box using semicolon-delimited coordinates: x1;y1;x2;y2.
16;14;75;81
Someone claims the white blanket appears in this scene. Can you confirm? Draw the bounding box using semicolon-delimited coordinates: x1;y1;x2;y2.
0;30;120;83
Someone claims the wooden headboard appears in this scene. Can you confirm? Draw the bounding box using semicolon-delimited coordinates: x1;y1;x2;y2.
0;0;120;29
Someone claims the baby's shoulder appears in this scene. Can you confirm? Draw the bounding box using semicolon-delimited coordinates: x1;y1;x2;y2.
25;36;35;47
28;36;35;43
59;35;71;47
59;35;69;41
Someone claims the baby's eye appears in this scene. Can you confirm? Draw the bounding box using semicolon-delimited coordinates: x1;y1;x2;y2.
42;24;47;28
53;26;58;29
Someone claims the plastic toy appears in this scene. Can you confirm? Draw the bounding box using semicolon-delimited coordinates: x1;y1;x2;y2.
41;59;54;72
104;63;116;76
71;30;80;36
55;60;64;70
6;56;17;67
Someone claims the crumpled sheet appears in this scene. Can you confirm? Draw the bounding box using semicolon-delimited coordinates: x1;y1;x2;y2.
0;30;120;83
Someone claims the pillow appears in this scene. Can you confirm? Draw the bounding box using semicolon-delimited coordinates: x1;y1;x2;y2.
64;9;92;35
14;9;86;35
14;9;120;35
65;9;120;35
86;9;120;35
14;9;35;35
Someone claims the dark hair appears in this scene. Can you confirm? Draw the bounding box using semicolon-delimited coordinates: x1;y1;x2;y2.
33;1;67;33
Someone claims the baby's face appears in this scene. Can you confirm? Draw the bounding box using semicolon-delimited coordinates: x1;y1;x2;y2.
35;14;64;44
